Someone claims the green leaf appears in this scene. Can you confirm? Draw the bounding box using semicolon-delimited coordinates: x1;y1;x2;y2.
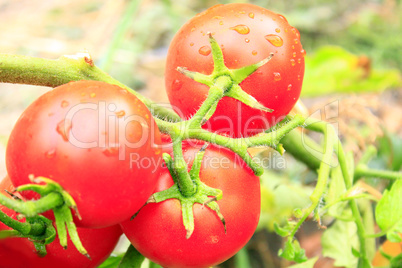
119;244;145;268
301;46;402;97
98;255;123;268
322;219;359;268
375;180;402;236
278;238;308;263
387;232;402;243
390;253;402;268
288;257;318;268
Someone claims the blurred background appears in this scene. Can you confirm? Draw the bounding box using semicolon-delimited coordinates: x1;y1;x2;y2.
0;0;401;267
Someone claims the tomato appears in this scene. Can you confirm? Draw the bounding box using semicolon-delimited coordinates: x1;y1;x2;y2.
165;3;305;137
372;234;402;267
120;143;261;268
6;81;162;228
0;176;122;268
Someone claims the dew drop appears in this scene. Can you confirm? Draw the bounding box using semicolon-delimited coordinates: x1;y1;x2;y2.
213;16;224;20
298;58;301;64
56;119;72;142
294;39;299;44
90;93;96;98
102;146;119;157
191;27;196;32
198;46;211;56
298;75;301;81
301;49;306;57
238;11;246;14
275;28;281;33
172;79;183;91
252;50;258;56
273;72;282;81
61;100;69;108
115;110;126;118
293;52;297;58
290;59;296;66
248;12;254;19
45;149;56;159
120;89;128;94
190;42;194;47
292;45;295;49
245;38;250;43
287;84;293;91
219;21;224;25
265;34;283;47
230;25;250;35
278;15;288;22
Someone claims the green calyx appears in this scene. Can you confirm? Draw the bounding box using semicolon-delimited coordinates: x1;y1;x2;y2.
178;33;274;113
147;148;225;239
0;176;90;259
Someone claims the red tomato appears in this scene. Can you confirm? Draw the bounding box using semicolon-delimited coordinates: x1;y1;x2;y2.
120;143;261;268
165;3;305;137
0;176;122;268
6;81;162;228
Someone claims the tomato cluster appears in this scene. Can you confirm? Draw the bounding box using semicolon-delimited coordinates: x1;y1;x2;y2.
1;3;304;267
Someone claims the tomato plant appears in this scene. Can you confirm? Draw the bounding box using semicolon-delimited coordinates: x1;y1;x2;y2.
121;143;261;268
0;176;123;268
165;3;305;137
6;80;162;228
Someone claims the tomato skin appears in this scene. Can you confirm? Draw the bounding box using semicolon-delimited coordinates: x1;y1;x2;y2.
0;176;122;268
165;3;305;137
6;81;162;228
120;144;260;268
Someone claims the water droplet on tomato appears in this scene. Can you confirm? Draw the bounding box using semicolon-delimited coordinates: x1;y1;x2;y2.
102;146;119;157
265;34;283;47
273;72;281;81
56;119;72;142
230;25;250;35
290;59;296;66
248;13;254;19
90;93;96;98
191;27;196;32
292;45;295;49
120;89;128;94
45;149;56;159
298;75;301;81
172;79;183;91
199;46;211;56
287;84;292;91
238;11;246;14
219;21;224;25
190;42;194;47
293;52;297;58
61;100;69;108
298;58;301;64
245;38;250;43
301;49;306;57
252;50;258;56
115;110;126;118
278;15;288;22
294;39;299;44
275;28;281;33
213;16;223;20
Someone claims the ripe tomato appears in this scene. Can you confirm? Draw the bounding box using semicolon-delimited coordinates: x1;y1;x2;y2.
6;81;162;228
165;3;305;137
120;143;261;268
0;176;122;268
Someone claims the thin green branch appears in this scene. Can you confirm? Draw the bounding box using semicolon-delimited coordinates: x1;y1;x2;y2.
0;53;180;121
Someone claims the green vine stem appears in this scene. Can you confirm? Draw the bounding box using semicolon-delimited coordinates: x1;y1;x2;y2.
0;53;180;121
0;177;90;258
305;118;370;266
